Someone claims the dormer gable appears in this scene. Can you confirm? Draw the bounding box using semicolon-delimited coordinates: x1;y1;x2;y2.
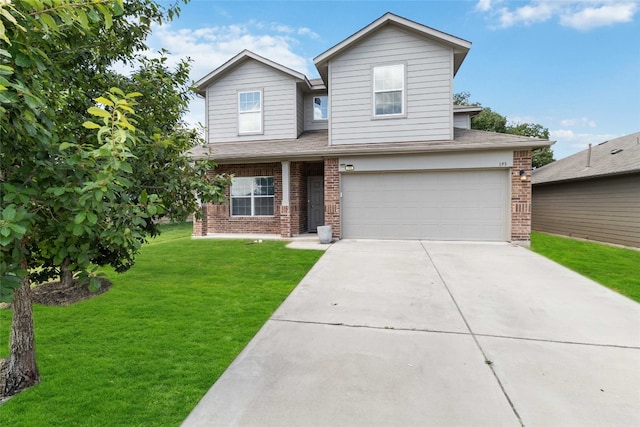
195;50;311;95
195;50;317;143
313;12;471;84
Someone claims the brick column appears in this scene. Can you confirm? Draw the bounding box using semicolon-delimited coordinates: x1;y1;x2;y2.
279;205;291;238
193;204;208;237
324;157;340;239
511;150;532;243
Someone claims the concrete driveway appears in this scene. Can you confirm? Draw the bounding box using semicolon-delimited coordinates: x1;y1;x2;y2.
183;240;640;427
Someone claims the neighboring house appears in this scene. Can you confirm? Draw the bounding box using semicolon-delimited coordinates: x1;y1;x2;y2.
532;132;640;248
191;13;551;243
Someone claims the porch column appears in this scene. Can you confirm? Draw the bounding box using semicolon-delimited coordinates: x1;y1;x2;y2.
281;161;290;206
280;161;292;237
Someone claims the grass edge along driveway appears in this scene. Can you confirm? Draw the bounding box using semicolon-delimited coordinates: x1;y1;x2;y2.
0;223;323;426
531;231;640;303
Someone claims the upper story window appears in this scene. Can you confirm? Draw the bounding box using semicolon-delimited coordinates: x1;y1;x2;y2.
313;96;328;120
373;64;405;117
230;177;274;216
238;90;262;134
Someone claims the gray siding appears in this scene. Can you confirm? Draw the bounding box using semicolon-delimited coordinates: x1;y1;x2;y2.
304;93;329;131
329;26;453;145
532;174;640;247
206;60;297;142
296;88;304;136
454;113;471;129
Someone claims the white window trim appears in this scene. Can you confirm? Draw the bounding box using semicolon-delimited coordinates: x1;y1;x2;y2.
372;63;407;119
230;176;275;217
237;89;263;135
312;95;328;122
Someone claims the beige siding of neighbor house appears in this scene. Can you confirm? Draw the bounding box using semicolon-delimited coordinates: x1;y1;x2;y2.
329;25;453;145
304;94;329;131
206;60;297;142
532;173;640;248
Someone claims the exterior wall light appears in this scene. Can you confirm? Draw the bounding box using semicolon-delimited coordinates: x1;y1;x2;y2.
345;164;355;171
519;170;527;181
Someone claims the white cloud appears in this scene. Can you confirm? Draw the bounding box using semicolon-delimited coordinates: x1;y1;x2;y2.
478;0;639;30
560;2;638;30
559;117;597;127
140;21;316;128
508;115;538;124
496;2;557;27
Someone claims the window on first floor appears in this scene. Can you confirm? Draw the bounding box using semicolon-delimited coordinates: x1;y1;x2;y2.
230;176;274;216
313;96;328;120
373;64;405;117
238;90;262;134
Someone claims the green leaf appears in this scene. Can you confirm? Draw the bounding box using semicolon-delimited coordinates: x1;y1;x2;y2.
112;0;125;16
59;142;72;151
82;121;101;129
0;64;14;75
2;205;16;221
86;212;98;225
95;96;114;107
87;106;111;119
74;212;86;224
88;277;102;292
39;13;59;32
14;53;30;67
7;223;26;236
72;224;84;236
76;9;89;28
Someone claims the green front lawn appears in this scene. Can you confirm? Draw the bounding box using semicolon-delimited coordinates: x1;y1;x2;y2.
0;224;323;426
531;232;640;303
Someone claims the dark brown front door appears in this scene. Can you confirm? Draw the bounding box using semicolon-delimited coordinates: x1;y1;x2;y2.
307;176;324;232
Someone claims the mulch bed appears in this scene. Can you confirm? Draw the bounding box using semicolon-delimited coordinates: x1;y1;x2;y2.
30;278;112;306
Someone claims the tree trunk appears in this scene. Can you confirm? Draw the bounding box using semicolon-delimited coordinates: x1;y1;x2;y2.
60;259;74;287
0;275;40;398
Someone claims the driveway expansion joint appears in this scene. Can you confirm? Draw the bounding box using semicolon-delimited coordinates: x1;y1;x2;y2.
421;242;525;427
271;317;472;336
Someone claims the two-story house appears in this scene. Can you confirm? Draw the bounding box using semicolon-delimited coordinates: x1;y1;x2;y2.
191;13;551;244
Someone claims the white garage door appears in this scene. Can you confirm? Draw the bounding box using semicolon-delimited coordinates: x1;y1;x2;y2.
342;170;509;241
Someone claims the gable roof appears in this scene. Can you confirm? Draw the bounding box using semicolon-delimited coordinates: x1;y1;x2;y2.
194;50;311;96
532;132;640;185
313;12;471;82
190;128;551;163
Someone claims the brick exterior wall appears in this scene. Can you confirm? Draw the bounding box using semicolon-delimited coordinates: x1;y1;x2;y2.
324;157;341;239
511;150;532;242
192;161;326;238
193;163;282;236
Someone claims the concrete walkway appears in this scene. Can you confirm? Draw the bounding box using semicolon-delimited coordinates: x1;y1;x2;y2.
182;240;640;427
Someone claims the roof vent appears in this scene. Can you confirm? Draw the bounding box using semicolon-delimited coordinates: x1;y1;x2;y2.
610;148;623;155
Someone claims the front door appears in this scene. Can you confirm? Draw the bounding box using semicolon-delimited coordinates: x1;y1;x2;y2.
307;176;324;232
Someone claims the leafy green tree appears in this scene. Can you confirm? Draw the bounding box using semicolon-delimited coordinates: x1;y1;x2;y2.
454;92;554;167
453;91;480;106
0;0;227;398
472;107;508;133
505;122;554;168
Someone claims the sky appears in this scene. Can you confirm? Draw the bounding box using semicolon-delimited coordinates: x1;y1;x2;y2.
145;0;640;160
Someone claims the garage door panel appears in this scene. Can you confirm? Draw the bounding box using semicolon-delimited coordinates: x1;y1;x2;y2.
342;170;509;241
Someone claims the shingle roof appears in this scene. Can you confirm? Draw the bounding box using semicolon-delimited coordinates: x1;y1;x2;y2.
532;132;640;185
190;129;552;163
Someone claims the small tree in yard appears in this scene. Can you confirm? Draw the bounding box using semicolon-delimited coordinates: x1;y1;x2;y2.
0;0;228;398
